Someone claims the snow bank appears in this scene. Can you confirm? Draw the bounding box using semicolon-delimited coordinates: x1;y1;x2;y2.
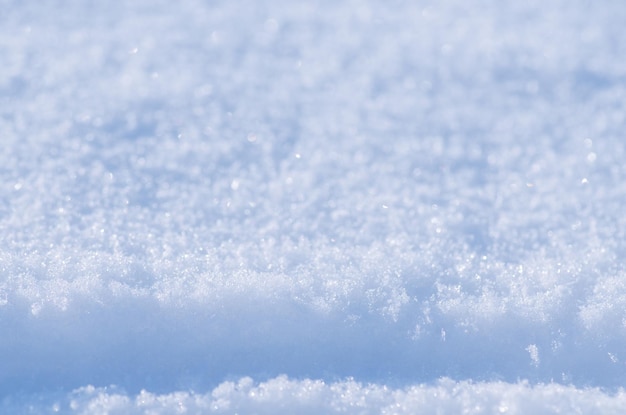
4;377;626;414
2;0;626;412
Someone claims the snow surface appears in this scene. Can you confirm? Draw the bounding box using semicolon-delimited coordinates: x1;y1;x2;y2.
2;0;626;413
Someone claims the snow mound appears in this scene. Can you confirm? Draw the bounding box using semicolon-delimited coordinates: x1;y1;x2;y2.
5;377;626;415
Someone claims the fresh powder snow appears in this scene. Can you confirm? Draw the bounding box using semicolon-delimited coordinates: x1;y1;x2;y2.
1;0;626;413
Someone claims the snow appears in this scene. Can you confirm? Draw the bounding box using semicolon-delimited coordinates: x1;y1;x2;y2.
8;378;626;415
2;0;626;413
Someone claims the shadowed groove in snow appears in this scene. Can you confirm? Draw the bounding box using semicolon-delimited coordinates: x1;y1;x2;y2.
1;248;626;394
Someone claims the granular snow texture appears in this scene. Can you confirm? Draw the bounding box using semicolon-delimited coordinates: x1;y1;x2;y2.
1;0;626;413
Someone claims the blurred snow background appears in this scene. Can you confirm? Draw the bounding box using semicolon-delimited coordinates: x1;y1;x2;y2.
2;0;626;413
